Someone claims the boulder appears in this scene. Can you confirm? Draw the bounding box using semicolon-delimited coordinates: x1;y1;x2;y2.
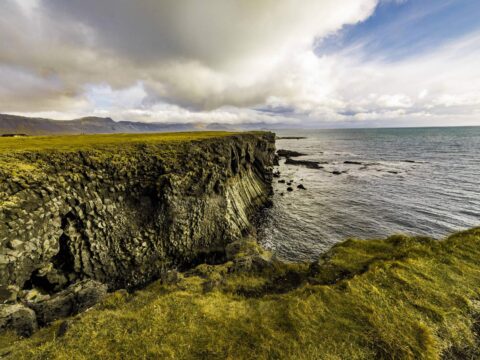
273;155;280;166
226;238;274;273
56;319;71;337
0;285;19;303
297;184;306;190
277;149;306;158
231;253;272;273
285;158;323;169
27;280;107;326
276;137;306;140
22;289;50;303
0;304;37;337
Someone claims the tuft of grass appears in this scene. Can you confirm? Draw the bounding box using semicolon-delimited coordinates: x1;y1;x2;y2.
2;228;480;359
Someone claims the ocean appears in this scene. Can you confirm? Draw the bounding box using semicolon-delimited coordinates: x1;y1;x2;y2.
257;126;480;262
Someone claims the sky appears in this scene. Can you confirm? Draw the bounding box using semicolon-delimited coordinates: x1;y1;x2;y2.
1;0;480;128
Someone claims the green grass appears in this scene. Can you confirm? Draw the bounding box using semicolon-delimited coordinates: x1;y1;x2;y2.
0;131;250;178
0;131;241;153
2;228;480;359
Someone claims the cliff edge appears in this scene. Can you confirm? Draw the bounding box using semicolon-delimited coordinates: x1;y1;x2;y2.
0;132;275;303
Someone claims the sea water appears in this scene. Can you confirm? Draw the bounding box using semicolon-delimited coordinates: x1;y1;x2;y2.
258;126;480;261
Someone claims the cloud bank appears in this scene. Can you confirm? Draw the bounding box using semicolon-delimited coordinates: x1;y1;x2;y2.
1;0;479;127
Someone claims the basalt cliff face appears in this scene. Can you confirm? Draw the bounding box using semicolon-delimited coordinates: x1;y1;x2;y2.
0;133;275;302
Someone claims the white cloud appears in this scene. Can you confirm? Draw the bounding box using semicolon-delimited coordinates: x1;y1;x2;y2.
0;0;480;127
254;31;480;126
0;0;377;118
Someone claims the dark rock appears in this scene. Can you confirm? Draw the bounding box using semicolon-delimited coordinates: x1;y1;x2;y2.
232;253;273;273
27;280;107;326
287;187;293;192
27;293;74;326
0;285;19;303
1;134;29;137
273;170;281;178
225;241;244;261
202;279;221;293
35;264;69;292
0;304;38;337
285;158;323;169
297;184;306;190
277;149;306;158
278;179;286;184
332;171;342;175
344;161;362;165
162;270;181;285
227;240;274;273
56;320;70;337
225;238;274;273
403;160;416;163
273;155;280;166
276;137;307;140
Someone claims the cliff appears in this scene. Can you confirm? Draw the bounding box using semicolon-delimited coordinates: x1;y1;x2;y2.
0;132;275;297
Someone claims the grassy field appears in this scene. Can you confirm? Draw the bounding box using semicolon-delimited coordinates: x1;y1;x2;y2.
0;132;240;153
1;228;480;359
0;131;246;178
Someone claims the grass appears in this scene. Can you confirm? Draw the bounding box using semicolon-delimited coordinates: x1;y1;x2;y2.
0;131;254;180
2;228;480;359
0;131;243;153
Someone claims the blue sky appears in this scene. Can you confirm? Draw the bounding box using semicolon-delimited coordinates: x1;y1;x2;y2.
316;0;480;62
1;0;480;127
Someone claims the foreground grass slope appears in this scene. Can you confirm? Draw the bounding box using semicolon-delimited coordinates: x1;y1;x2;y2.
1;228;479;359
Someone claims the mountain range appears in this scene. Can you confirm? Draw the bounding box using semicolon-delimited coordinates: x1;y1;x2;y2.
0;114;286;135
0;114;200;135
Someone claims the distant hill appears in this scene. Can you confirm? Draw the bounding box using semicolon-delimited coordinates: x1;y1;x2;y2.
0;114;289;135
0;114;193;135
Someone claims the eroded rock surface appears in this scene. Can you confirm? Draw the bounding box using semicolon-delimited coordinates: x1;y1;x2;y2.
27;280;107;326
0;304;37;337
0;133;275;293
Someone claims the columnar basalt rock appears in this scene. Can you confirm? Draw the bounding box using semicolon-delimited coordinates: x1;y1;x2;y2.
0;133;275;301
